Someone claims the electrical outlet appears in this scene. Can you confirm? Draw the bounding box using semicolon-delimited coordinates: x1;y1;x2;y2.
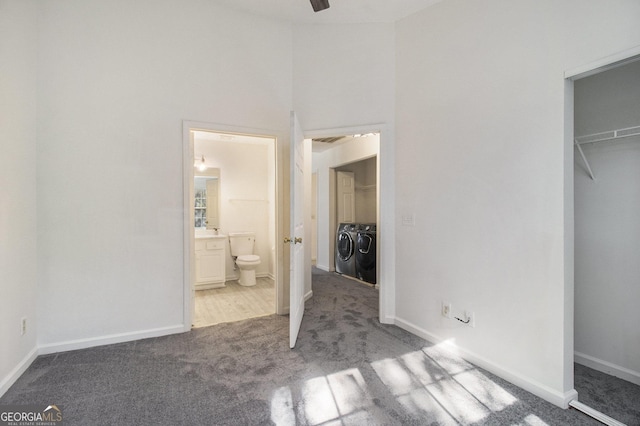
465;311;475;328
21;317;27;336
442;302;452;318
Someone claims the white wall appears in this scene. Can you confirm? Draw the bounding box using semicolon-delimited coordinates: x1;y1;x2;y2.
292;23;395;131
336;156;377;223
36;0;292;350
313;136;379;271
394;0;640;406
195;137;273;279
294;22;396;320
0;0;39;395
574;60;640;384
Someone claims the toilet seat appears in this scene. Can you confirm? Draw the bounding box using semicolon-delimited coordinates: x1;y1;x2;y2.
237;254;260;263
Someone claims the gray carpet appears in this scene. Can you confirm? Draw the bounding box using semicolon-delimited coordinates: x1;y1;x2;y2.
1;268;636;425
574;363;640;425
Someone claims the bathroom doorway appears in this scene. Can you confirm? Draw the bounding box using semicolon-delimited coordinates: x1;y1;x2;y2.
183;124;280;329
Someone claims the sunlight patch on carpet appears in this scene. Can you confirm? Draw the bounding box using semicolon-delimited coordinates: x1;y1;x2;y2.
270;368;376;425
371;341;522;424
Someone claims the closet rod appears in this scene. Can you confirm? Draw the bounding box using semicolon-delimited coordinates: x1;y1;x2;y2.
574;124;640;181
575;125;640;145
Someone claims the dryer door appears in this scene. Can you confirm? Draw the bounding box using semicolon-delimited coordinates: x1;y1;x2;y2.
356;232;377;284
336;232;354;261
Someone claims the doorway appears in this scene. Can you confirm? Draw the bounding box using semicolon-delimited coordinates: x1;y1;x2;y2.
565;49;640;424
572;59;640;423
182;123;281;329
311;133;380;285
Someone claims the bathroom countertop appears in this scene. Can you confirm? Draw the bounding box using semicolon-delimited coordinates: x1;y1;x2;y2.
195;232;226;239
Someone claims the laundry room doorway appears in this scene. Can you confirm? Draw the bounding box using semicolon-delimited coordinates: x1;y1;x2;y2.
311;132;380;287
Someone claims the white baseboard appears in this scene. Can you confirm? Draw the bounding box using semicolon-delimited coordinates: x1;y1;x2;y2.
0;346;38;398
393;316;577;409
280;291;313;316
315;264;330;272
379;313;395;325
304;290;313;302
575;351;640;386
225;272;273;282
38;325;185;355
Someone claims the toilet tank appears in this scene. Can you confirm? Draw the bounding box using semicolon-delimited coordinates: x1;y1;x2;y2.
229;232;255;256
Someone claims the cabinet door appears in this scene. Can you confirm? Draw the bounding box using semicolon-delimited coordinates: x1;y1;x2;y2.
196;249;225;283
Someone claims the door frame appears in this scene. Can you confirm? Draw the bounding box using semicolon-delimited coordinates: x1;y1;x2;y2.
563;46;640;404
306;123;394;324
182;120;286;330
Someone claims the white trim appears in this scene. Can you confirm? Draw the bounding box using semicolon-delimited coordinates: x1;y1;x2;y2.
314;264;330;272
37;325;185;355
222;272;273;282
182;121;194;331
569;400;627;426
393;316;578;409
0;347;38;398
565;45;640;80
575;351;640;386
380;314;396;325
304;290;313;302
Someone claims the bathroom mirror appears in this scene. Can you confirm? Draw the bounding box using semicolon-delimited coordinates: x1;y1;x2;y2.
194;168;220;229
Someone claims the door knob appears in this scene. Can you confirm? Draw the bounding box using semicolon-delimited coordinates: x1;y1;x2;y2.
284;237;292;244
294;237;302;244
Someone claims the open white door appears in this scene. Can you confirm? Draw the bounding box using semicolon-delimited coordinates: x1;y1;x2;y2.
336;171;355;223
289;111;305;348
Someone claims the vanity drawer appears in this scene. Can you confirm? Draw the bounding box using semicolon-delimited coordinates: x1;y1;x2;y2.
195;238;225;251
206;240;225;250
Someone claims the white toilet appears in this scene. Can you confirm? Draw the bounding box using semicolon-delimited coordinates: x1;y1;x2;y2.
229;232;261;287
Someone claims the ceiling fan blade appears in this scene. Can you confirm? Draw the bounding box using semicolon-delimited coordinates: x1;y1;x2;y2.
310;0;330;12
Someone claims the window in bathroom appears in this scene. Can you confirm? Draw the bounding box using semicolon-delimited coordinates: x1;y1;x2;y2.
194;188;207;228
194;170;220;230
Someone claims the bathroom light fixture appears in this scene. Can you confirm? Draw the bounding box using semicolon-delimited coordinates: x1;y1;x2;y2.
195;155;207;171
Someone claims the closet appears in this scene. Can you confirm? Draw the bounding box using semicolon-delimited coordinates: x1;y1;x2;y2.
573;60;640;412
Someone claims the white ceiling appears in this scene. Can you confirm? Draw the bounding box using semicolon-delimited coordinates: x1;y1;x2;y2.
213;0;443;24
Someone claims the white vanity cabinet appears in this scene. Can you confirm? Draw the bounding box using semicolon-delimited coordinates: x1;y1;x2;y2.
195;236;226;289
